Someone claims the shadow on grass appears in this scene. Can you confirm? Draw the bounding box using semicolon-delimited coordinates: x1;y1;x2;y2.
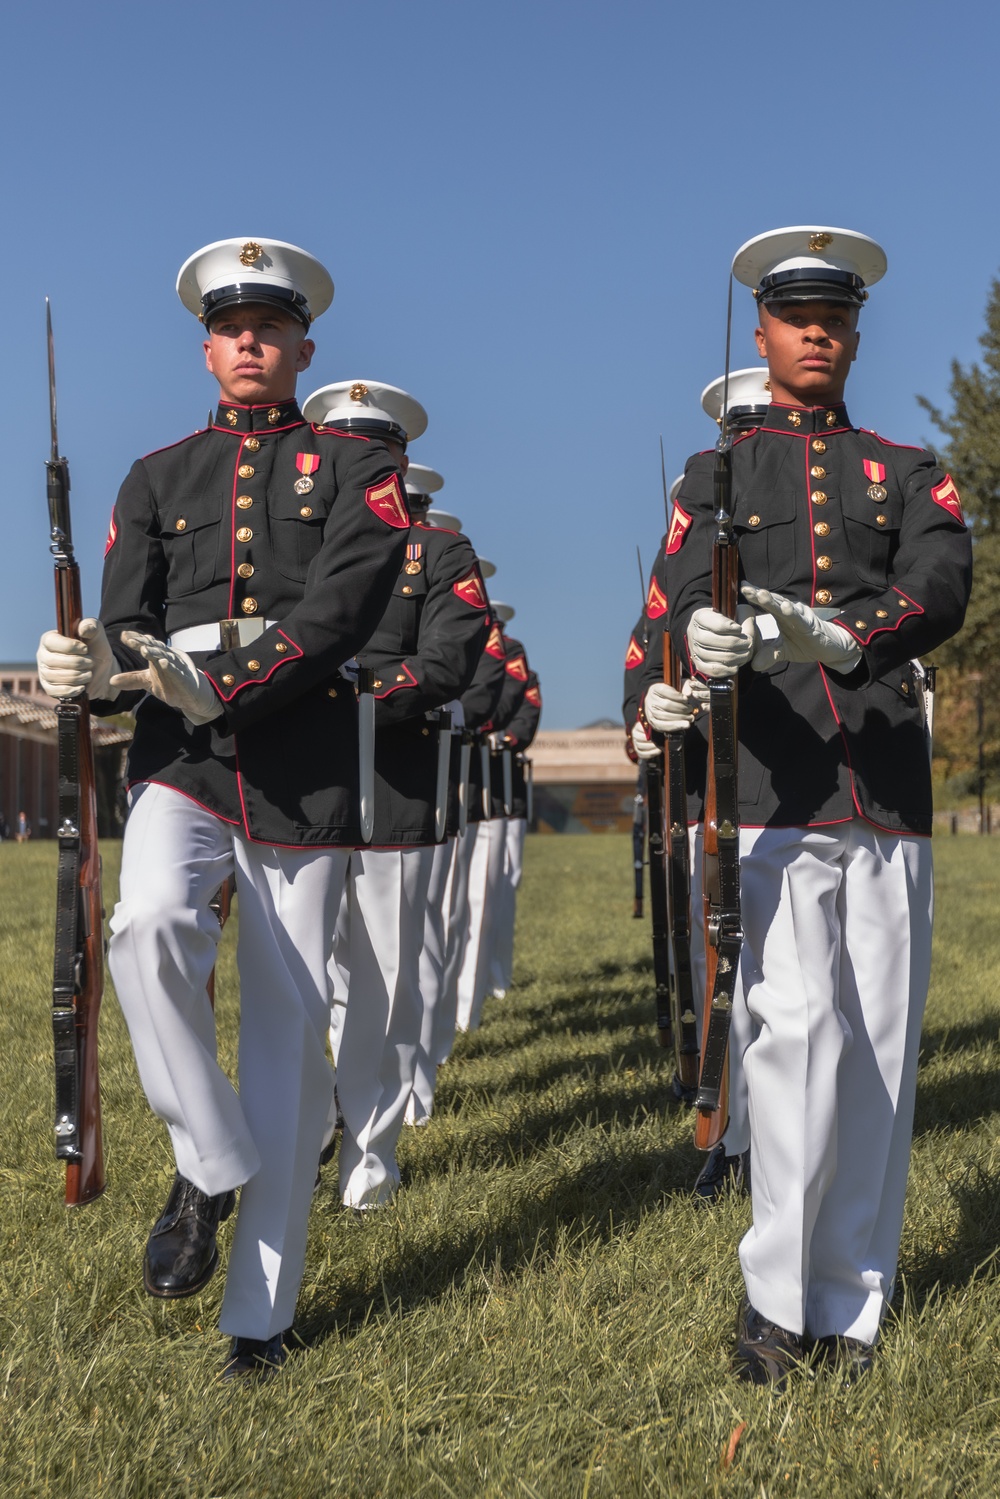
913;1062;1000;1137
298;1130;700;1348
902;1161;1000;1306
436;1032;676;1111
918;1016;1000;1063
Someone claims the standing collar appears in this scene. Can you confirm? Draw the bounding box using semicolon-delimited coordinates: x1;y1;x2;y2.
760;400;852;435
213;398;304;434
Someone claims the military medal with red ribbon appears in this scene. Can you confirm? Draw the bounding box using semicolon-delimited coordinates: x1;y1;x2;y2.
295;452;320;495
863;459;887;502
405;541;423;575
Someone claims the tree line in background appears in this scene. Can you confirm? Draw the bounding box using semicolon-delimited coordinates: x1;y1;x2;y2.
919;276;1000;807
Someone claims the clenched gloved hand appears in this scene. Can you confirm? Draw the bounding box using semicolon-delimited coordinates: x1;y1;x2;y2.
110;631;223;725
631;721;662;761
37;618;120;701
644;679;709;733
686;607;761;678
740;585;862;674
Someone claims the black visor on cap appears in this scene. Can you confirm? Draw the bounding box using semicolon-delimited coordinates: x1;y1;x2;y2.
727;404;769;431
326;416;408;447
202;283;312;329
406;491;432;509
758;267;866;307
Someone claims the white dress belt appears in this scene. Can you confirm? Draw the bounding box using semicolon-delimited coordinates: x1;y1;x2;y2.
168;620;275;652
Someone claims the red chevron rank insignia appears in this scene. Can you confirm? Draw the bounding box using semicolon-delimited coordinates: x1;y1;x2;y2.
665;502;692;555
863;460;886;484
931;475;965;525
506;653;528;681
453;571;488;608
365;473;410;528
485;623;505;659
625;635;645;670
646;575;667;619
104;509;118;556
526;685;542;707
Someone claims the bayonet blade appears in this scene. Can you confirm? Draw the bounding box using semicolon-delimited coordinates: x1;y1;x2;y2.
46;298;59;462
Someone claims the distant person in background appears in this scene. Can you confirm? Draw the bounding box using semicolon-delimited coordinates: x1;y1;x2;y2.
15;810;30;843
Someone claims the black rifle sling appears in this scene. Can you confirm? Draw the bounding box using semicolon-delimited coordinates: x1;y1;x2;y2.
695;678;743;1111
52;703;83;1161
665;732;698;1062
645;758;672;1042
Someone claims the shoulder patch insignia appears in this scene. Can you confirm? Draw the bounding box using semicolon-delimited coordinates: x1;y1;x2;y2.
104;509;118;556
931;474;965;525
665;502;692;555
625;635;645;670
453;570;488;608
526;685;542;707
485;623;506;659
365;473;410;529
506;653;528;681
646;575;667;619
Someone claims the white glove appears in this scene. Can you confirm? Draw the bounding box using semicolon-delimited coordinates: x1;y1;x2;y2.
631;721;662;760
37;618;120;701
740;585;863;674
110;631;223;725
686;607;760;679
644;681;702;734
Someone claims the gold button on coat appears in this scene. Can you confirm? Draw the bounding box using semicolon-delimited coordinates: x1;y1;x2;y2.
402;585;413;594
237;562;254;579
299;505;313;518
222;674;235;685
811;465;826;479
814;522;830;537
876;609;888;618
327;686;337;698
175;518;187;531
901;681;910;693
237;495;253;509
855;620;867;629
876;514;887;526
817;555;833;571
247;660;260;672
748;515;760;527
815;589;832;605
812;439;826;454
238;464;254;479
811;490;828;505
275;642;288;653
245;437;261;452
241;597;258;614
237;526;252;542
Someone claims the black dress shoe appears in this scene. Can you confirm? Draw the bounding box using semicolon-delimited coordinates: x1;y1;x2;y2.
813;1333;875;1381
692;1143;750;1202
733;1298;805;1389
670;1072;697;1106
143;1174;236;1299
221;1328;292;1382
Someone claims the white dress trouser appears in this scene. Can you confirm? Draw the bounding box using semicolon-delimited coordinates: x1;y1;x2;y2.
328;845;434;1207
108;782;349;1341
406;837;457;1124
436;825;479;1066
736;820;933;1343
456;817;507;1032
490;816;527;996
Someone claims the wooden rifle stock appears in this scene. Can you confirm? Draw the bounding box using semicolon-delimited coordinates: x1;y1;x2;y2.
663;639;699;1092
695;437;743;1151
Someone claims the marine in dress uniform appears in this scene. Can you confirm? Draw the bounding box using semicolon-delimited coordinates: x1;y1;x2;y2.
37;238;412;1380
300;387;490;1209
660;227;972;1383
455;608;529;1033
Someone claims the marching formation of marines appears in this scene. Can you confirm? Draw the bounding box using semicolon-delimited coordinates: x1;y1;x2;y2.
36;237;540;1378
36;223;972;1393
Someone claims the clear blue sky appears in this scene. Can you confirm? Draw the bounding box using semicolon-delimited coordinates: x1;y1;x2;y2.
2;0;997;727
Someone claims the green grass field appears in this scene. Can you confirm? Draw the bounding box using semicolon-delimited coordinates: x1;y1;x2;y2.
3;833;1000;1497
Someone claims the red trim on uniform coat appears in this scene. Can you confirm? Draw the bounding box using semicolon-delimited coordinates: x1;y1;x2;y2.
415;520;460;535
104;510;118;556
862;431;924;451
212;420;304;435
837;591;924;646
202;629;304;702
625;636;645;669
314;425;370;441
126;779;242;825
374;662;419;698
815;666;922;836
226;437;246;619
805;441;819;608
141;430;206;460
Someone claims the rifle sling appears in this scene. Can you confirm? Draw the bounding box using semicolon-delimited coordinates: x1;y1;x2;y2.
52;704;83;1162
665;732;699;1061
644;761;672;1039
